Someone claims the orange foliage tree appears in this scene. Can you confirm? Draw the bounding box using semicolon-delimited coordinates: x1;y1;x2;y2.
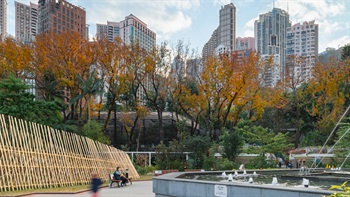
94;36;129;134
32;31;96;122
139;42;171;143
197;51;268;139
0;38;33;79
305;58;350;136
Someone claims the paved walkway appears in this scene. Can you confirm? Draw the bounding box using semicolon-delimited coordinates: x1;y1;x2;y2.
29;181;154;197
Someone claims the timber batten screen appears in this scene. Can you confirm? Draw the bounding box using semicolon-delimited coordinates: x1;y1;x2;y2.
0;114;139;191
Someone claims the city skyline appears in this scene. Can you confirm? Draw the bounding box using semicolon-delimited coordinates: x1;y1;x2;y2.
6;0;350;53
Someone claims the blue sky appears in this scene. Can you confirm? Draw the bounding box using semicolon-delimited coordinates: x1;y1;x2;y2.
7;0;350;53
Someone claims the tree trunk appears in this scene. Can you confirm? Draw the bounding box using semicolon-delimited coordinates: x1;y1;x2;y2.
157;109;164;143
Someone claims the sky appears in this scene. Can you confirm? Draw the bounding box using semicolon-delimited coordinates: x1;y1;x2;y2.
7;0;350;54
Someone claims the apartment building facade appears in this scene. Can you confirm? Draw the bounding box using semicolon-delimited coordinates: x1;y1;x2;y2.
96;14;156;52
96;21;120;42
286;20;318;81
255;8;291;87
202;3;236;59
15;1;38;43
0;0;6;40
38;0;86;39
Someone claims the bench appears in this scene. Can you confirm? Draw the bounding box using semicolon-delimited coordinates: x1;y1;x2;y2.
109;173;132;188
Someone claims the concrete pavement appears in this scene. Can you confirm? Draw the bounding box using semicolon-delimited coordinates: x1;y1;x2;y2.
28;181;154;197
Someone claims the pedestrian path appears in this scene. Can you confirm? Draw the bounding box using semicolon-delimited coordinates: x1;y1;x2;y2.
29;181;154;197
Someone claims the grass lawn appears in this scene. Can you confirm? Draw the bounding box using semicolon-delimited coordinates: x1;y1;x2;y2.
0;175;155;196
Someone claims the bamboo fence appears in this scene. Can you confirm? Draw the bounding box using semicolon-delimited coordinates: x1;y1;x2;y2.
0;114;139;192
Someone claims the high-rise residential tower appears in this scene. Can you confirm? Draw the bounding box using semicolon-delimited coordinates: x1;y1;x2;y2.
15;1;38;43
202;3;236;58
119;14;156;52
38;0;86;39
286;20;318;81
0;0;7;40
96;14;156;52
255;8;291;86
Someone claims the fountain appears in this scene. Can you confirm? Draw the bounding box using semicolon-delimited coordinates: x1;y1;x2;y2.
153;106;350;197
228;173;233;182
271;177;278;185
222;172;227;177
248;177;254;183
302;178;309;187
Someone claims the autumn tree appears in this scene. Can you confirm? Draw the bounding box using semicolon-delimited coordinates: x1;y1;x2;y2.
139;42;171;143
305;58;350;140
167;40;203;141
198;51;266;139
120;41;150;147
94;36;129;137
281;55;309;147
32;31;96;123
0;38;33;79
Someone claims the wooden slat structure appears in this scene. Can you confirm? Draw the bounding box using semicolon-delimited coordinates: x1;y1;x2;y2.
0;114;139;192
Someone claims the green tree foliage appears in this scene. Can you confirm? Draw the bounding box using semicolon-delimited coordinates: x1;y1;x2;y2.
82;120;110;145
334;117;350;157
341;44;350;60
154;140;186;170
241;125;292;155
0;74;60;126
185;135;211;169
220;128;244;161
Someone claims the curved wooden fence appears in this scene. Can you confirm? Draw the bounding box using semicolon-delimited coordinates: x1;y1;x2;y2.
0;114;139;192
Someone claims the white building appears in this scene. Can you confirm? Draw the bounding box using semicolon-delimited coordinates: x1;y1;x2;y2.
202;3;236;59
15;1;38;44
255;8;291;87
0;0;7;40
96;14;156;52
286;20;318;82
96;21;120;42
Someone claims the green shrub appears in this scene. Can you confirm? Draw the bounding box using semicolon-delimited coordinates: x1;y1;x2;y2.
135;165;147;175
246;155;275;169
146;165;157;173
203;156;215;171
217;158;237;170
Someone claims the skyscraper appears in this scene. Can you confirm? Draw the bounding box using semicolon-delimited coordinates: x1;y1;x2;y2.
202;3;236;58
15;1;38;43
255;8;291;86
0;0;7;40
286;20;318;81
96;14;156;52
38;0;86;39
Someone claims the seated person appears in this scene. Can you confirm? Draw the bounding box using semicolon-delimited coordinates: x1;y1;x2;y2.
113;167;128;186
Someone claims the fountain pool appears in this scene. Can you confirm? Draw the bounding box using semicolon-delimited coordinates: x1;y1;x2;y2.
153;169;349;197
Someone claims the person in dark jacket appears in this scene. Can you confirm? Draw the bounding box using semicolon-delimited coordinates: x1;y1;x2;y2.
91;174;103;197
114;167;128;186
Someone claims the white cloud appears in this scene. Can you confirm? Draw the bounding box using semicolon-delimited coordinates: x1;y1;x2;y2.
243;17;258;37
319;20;344;34
322;36;350;51
212;0;231;6
85;1;197;42
275;0;346;22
